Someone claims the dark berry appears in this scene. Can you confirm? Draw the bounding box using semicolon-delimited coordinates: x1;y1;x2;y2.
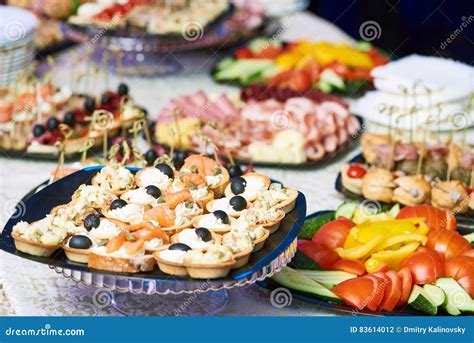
230;177;246;195
228;164;243;178
145;185;161;199
33;124;45;137
101;94;111;104
195;227;212;242
83;213;101;230
169;243;191;251
110;199;127;210
84;97;96;113
118;83;129;96
63;111;76;127
155;163;174;179
172;151;187;169
46;117;60;130
213;210;230;224
69;235;93;249
229;195;247;211
144;149;158;166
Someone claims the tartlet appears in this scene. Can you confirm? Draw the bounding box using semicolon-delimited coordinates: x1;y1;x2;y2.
224;173;271;201
154;247;189;276
88;252;155;273
191;212;236;233
11;231;61;257
183;246;236;279
170;228;222;250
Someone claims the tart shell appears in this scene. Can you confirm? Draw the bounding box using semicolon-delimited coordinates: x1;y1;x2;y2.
11;232;61;257
153;254;188;276
224;173;271;201
63;245;90;264
252;229;270;253
183;260;236;279
208;167;230;199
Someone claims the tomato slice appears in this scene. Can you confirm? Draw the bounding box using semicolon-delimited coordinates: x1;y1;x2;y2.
332;276;377;310
297;240;339;269
397;205;456;231
426;229;443;250
381;271;402;312
400;251;441;284
288;70;311;91
330;259;365;276
462;249;474;258
373;272;391;311
445;255;474;279
457;274;474;298
347;164;367;179
444;232;471;260
417;247;445;276
397;267;413;306
311;217;355;250
433;229;455;257
235;47;254;59
364;275;386;311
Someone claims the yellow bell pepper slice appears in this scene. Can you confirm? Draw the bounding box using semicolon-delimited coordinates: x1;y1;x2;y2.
365;257;386;274
335;235;385;260
355;218;426;243
371;242;420;270
380;234;428;249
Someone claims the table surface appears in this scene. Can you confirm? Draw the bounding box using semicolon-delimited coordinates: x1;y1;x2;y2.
0;12;360;316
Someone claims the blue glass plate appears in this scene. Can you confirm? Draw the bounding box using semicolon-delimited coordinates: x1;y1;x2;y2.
0;166;306;283
335;153;474;230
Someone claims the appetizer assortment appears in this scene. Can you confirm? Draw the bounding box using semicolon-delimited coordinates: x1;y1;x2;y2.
213;39;389;94
272;202;474;315
340;132;473;214
69;0;230;35
0;75;146;157
11;154;298;279
154;88;361;164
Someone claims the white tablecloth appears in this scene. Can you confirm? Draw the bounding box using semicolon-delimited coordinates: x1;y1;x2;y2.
0;12;360;316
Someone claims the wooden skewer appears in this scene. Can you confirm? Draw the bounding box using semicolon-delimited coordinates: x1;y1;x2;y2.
79;138;95;166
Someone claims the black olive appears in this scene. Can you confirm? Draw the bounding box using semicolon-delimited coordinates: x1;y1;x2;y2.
144;149;158;166
118;83;129;96
195;227;212;242
46;117;60;130
33;124;45;137
69;235;93;249
110;199;127;210
228;164;243;178
63;111;76;127
172;151;187;169
155;163;174;179
145;185;161;198
213;210;230;224
101;94;111;104
169;243;191;251
230;177;246;195
229;195;247;211
83;213;101;231
84;97;96;113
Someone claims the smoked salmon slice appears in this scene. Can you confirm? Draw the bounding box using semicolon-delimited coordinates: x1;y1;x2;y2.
164;189;192;209
145;205;176;227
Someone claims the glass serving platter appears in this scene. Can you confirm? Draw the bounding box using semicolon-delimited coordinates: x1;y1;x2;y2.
1;166;305;296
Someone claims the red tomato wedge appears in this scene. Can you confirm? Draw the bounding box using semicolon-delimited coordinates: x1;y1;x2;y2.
301;60;321;83
457;274;474;298
427;228;470;260
373;272;391;310
396;205;456;231
311;217;355;250
445;255;474;279
332;276;377;310
400;251;443;284
462;249;474;258
297;240;339;269
397;267;413;306
330;259;365;276
235;47;254;59
381;271;402;312
364;275;386;311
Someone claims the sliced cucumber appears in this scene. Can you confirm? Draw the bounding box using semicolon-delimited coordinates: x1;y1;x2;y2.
436;278;474;313
319;69;345;90
354;40;372;52
335;200;359;220
272;267;343;304
423;284;445;307
408;285;438;315
316;80;333;93
214;59;276;84
389;203;401;217
298;212;335;240
248;38;281;54
463;232;474;244
298;270;356;289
